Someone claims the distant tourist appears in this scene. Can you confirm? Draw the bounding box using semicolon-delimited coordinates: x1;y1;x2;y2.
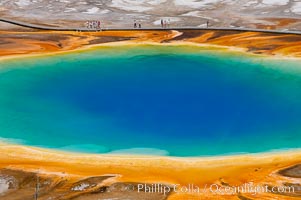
139;23;141;28
207;20;209;28
134;20;137;28
85;20;102;30
161;19;164;28
167;19;170;28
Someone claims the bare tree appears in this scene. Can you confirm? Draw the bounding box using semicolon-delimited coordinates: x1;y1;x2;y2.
34;175;39;200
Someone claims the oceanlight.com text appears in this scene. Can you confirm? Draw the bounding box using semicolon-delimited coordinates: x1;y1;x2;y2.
134;182;295;196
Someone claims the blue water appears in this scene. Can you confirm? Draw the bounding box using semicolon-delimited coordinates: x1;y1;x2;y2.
0;45;301;156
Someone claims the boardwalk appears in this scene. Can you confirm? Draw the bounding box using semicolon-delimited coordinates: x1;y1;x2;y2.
1;18;301;35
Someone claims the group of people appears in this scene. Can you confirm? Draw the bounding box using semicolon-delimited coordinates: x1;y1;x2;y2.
85;20;101;30
134;20;142;28
84;19;210;30
161;19;171;28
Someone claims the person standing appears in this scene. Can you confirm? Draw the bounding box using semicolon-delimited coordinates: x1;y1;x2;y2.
207;20;209;28
161;19;164;28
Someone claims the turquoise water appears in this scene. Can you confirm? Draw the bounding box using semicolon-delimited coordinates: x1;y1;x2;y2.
0;45;301;156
